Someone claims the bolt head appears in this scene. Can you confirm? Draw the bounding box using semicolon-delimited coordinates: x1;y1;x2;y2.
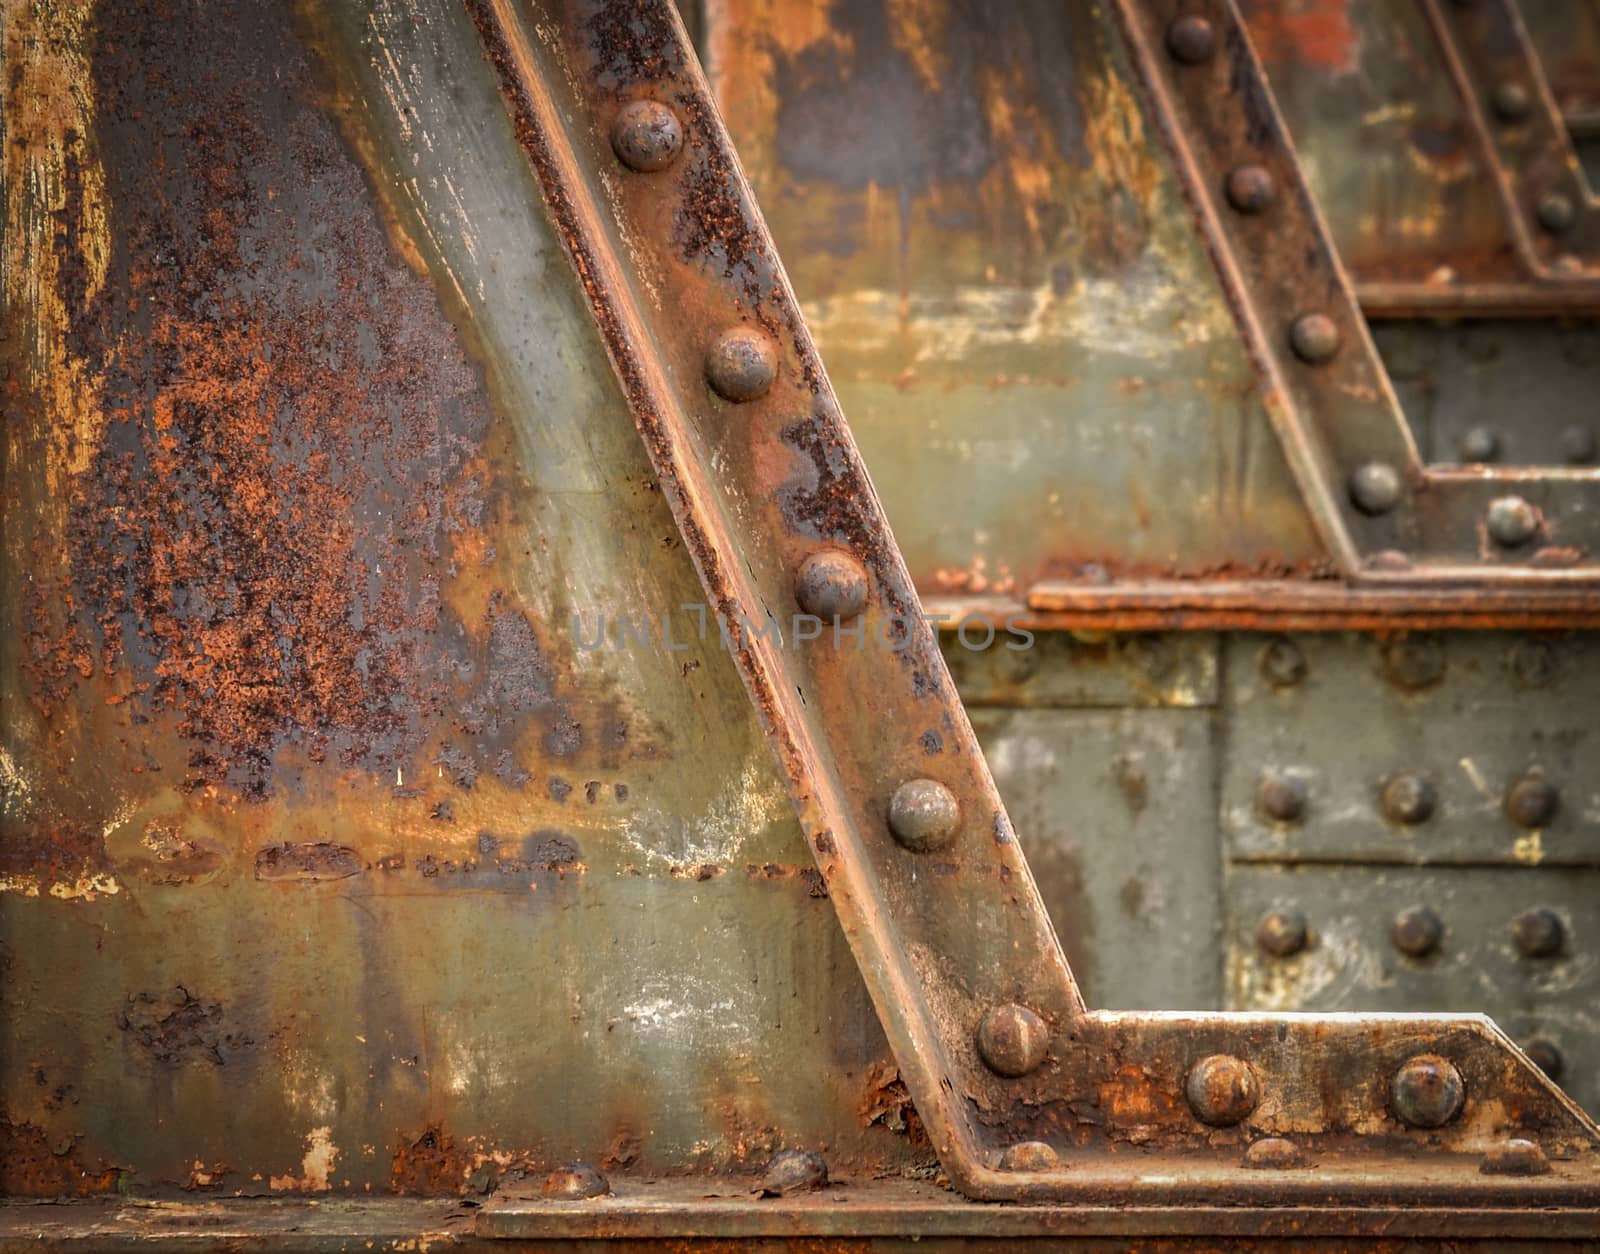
543;1162;611;1198
1289;312;1342;364
1256;907;1309;958
1522;1037;1565;1080
1511;906;1564;958
610;99;684;172
1537;192;1577;234
1225;165;1277;214
1165;15;1217;64
976;1003;1049;1078
1480;1138;1550;1176
1504;773;1559;829
1259;637;1307;688
759;1149;828;1196
1349;461;1403;515
997;1140;1059;1172
887;778;960;852
1391;905;1444;958
706;326;778;402
1257;774;1308;824
795;550;868;621
1492;80;1531;121
1561;424;1597;464
1458;426;1499;463
1381;635;1445;691
1243;1136;1304;1169
1487;495;1539;547
1381;775;1437;826
1185;1054;1259;1126
1391;1055;1465;1128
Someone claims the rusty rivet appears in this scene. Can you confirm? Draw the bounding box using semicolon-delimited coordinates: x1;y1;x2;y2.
998;1141;1059;1172
1257;908;1309;958
1537;192;1577;234
1257;773;1307;824
1392;1055;1465;1128
1391;905;1444;958
1381;775;1437;826
1165;16;1217;64
706;326;778;402
759;1149;828;1196
1481;1138;1550;1176
887;778;960;852
1507;639;1556;688
1289;313;1341;364
1562;424;1597;464
1504;772;1559;829
976;1003;1049;1078
795;550;868;621
610;99;683;172
1381;635;1445;691
1459;426;1499;463
1522;1038;1565;1080
1487;495;1539;547
1511;906;1565;958
1225;165;1277;214
1260;637;1307;689
1492;80;1531;121
1349;461;1402;515
1185;1054;1259;1126
1243;1137;1304;1169
543;1162;611;1198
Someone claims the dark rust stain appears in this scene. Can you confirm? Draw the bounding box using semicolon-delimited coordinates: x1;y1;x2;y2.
857;1061;930;1150
117;987;257;1067
0;1119;122;1197
253;842;363;882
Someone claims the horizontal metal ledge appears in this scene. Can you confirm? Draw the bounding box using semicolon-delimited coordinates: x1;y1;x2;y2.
1357;280;1600;318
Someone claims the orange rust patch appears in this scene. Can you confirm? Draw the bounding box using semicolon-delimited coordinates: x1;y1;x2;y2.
1239;0;1361;76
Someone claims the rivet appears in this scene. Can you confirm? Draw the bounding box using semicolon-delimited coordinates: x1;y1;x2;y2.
1381;775;1437;826
1165;16;1217;64
1522;1038;1565;1080
1458;426;1499;463
1349;462;1403;515
706;326;778;402
1492;80;1531;121
1260;637;1307;689
1381;635;1445;691
1511;906;1564;959
1391;1055;1465;1128
1289;312;1342;364
759;1149;828;1196
887;778;960;852
1257;908;1309;958
543;1162;611;1198
795;551;868;621
1257;774;1308;824
1537;192;1577;234
1225;165;1277;214
610;100;684;173
1504;772;1559;828
1391;905;1444;958
1562;424;1597;464
998;1141;1059;1172
976;1003;1049;1078
992;643;1040;684
1487;495;1539;547
1185;1054;1259;1126
1480;1138;1550;1176
1243;1136;1304;1169
1507;640;1556;688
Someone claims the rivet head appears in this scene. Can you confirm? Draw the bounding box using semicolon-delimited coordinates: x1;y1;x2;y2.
1511;906;1564;958
1487;495;1539;547
1257;774;1307;824
976;1003;1049;1078
1504;772;1559;829
1480;1138;1550;1176
1243;1136;1304;1169
1561;424;1597;464
1289;312;1341;364
795;551;868;621
1225;165;1277;214
1381;775;1437;826
1507;640;1556;688
759;1149;828;1196
1381;635;1445;691
1391;1055;1465;1128
1522;1038;1565;1080
998;1141;1059;1172
543;1162;611;1198
1185;1054;1259;1126
1537;192;1577;234
1492;80;1531;121
1165;16;1217;64
706;326;778;402
1259;637;1307;688
1349;461;1403;515
1391;905;1444;958
610;99;684;172
1459;426;1499;463
887;779;960;852
1257;908;1309;958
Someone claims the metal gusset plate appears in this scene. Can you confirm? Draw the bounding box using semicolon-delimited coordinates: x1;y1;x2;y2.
464;0;1600;1220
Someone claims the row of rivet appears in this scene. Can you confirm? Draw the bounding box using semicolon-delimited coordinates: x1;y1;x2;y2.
1483;71;1583;239
1256;767;1561;828
1458;424;1596;466
1185;1052;1468;1130
1261;635;1569;693
1255;904;1570;961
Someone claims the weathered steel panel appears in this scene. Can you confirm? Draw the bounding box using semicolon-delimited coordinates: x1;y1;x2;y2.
941;632;1219;710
